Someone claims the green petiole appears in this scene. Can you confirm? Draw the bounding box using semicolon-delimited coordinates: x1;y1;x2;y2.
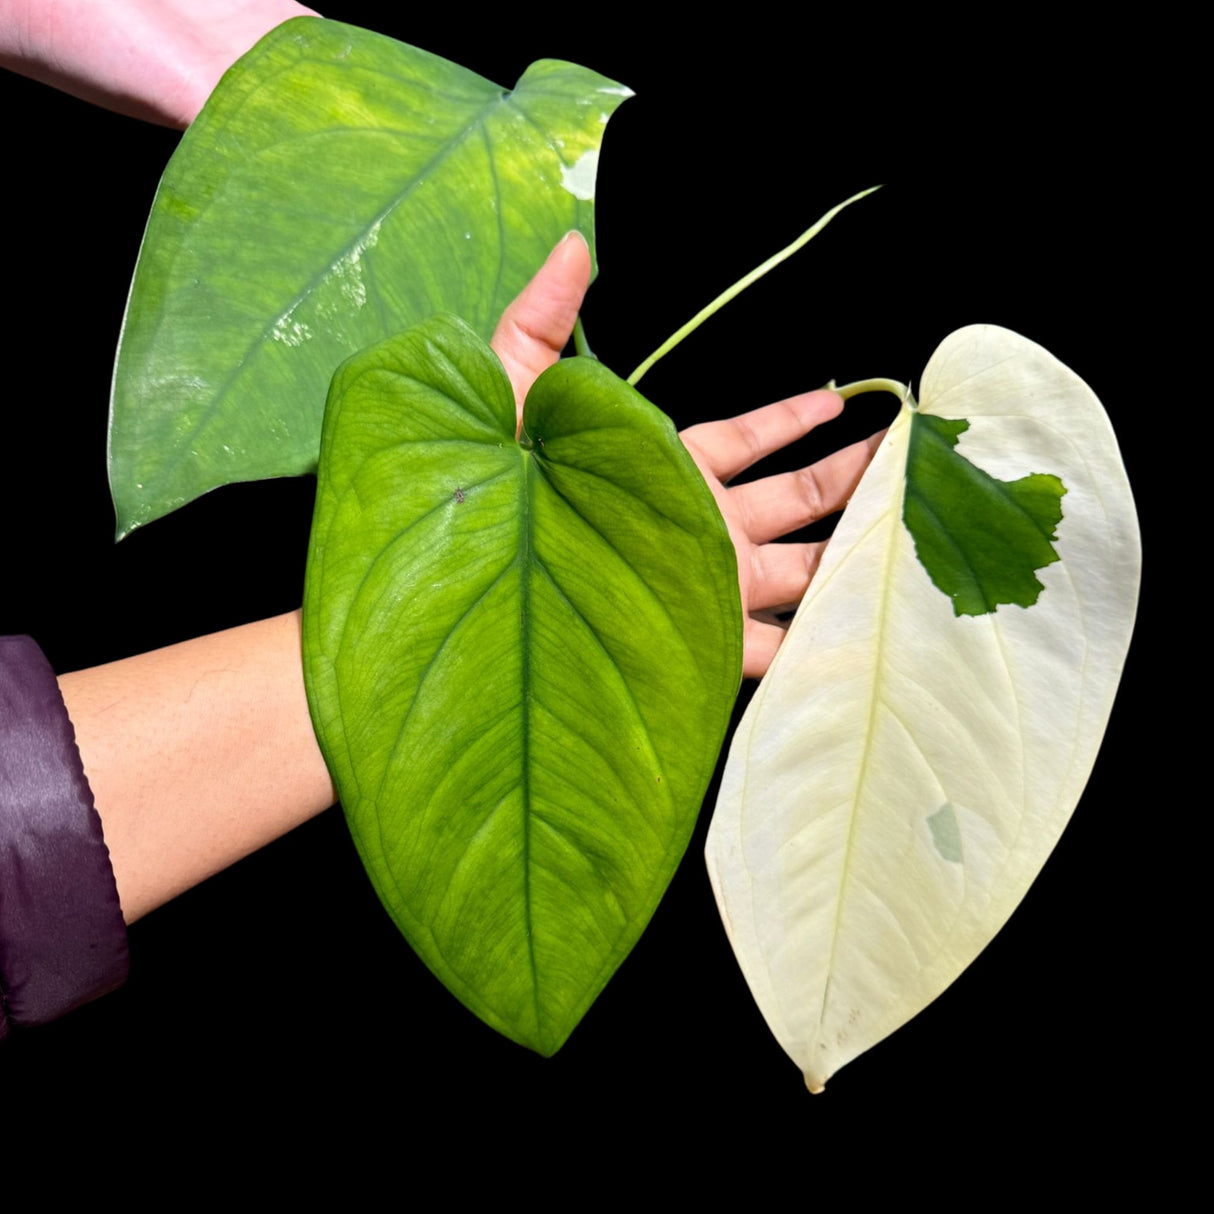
832;377;914;407
627;186;882;388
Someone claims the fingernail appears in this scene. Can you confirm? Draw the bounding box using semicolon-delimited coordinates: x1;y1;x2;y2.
560;230;589;249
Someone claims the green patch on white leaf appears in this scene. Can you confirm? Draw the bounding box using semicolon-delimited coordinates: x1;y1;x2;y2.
904;412;1066;616
927;803;963;863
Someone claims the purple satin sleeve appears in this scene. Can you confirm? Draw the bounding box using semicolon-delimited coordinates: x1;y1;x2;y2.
0;636;129;1038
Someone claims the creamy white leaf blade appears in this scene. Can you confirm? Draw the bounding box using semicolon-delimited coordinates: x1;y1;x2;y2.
706;325;1140;1091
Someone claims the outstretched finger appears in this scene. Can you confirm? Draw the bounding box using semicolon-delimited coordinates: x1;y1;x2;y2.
730;430;887;544
745;540;829;612
743;617;791;680
680;389;843;483
490;231;592;416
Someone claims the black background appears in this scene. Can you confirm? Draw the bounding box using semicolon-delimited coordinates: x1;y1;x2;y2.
3;3;1165;1160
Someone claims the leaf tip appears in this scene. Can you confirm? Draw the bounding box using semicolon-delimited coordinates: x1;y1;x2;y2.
112;508;140;544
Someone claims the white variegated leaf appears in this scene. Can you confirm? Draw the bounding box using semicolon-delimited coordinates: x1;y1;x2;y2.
706;324;1139;1091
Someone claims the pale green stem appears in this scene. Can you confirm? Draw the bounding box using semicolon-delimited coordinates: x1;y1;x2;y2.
573;315;595;361
832;376;912;405
627;185;881;388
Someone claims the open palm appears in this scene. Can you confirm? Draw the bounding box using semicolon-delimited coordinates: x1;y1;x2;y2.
680;400;883;677
493;234;883;677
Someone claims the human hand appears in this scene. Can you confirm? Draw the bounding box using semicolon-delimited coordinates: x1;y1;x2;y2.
491;233;883;679
680;403;883;678
491;230;595;421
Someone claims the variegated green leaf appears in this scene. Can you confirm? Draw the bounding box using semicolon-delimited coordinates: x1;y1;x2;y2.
109;17;628;537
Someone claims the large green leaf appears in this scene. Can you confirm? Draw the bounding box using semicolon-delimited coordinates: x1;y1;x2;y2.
303;315;742;1054
109;18;628;537
706;325;1139;1090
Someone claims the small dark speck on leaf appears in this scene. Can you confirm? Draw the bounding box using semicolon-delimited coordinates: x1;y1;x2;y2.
454;487;466;503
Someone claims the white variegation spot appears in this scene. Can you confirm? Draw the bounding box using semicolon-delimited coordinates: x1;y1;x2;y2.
706;325;1139;1091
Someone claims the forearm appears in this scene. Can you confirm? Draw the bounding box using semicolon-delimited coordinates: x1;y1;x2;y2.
58;610;335;924
0;0;317;127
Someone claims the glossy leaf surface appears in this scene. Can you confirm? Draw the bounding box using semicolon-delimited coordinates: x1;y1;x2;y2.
109;18;627;537
304;316;742;1054
706;325;1139;1090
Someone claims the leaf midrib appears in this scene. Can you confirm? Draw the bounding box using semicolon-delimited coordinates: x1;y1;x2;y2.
519;452;541;1041
815;440;908;1045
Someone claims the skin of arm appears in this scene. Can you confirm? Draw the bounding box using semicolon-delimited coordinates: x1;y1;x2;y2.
0;0;317;128
58;611;330;925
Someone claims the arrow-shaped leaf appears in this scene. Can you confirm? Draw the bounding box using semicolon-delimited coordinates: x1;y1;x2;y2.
706;325;1139;1090
109;18;628;537
304;315;741;1054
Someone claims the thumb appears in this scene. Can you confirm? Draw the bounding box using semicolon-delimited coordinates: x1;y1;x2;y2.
491;231;592;416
